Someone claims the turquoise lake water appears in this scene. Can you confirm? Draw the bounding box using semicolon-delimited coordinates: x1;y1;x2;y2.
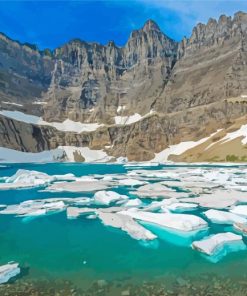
0;163;247;289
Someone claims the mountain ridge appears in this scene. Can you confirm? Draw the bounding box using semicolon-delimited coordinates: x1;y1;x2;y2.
0;11;247;162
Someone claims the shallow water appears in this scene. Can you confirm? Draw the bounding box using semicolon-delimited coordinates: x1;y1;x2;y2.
0;163;247;291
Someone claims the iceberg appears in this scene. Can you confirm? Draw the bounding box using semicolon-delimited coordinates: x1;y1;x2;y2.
204;209;246;224
124;198;142;207
182;190;247;209
230;205;247;217
67;207;96;219
0;169;76;190
164;202;198;212
118;179;146;186
94;191;128;205
119;210;208;232
192;232;246;262
46;180;109;192
97;211;157;241
233;223;247;235
132;183;189;199
0;200;66;218
0;262;20;284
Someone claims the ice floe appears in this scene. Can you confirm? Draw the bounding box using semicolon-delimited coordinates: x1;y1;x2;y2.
230;205;247;217
204;209;246;224
0;200;66;217
0;197;92;219
131;183;189;199
120;210;208;232
0;169;75;190
97;211;157;241
192;232;246;262
67;207;96;219
118;178;147;186
181;190;247;209
123;198;143;207
94;191;128;205
164;202;198;213
233;223;247;236
46;180;109;192
0;262;20;284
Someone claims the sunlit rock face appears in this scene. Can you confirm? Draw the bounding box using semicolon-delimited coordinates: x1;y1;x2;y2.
0;13;247;161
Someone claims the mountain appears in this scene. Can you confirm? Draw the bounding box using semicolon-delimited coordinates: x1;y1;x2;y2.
0;12;247;162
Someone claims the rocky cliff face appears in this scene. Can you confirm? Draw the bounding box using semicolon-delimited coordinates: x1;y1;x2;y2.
0;12;247;162
42;20;177;123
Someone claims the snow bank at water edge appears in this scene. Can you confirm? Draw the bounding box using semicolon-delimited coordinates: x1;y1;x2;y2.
59;146;113;162
0;262;20;284
192;232;246;262
0;147;65;163
0;146;113;163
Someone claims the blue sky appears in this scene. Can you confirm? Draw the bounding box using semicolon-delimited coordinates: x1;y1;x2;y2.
0;0;246;49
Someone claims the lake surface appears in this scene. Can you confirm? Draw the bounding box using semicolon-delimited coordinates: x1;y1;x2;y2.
0;162;247;292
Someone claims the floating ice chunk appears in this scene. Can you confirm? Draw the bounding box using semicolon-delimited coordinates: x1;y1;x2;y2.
0;262;20;284
192;232;246;262
6;170;74;184
120;210;208;232
118;179;146;186
102;176;113;181
67;207;96;219
124;198;142;207
182;190;247;209
164;202;198;213
143;198;178;212
0;169;76;190
94;191;128;205
86;214;97;220
230;205;247;218
97;211;157;241
46;181;109;192
204;209;246;224
0;199;66;218
70;197;92;206
132;183;175;198
233;223;247;235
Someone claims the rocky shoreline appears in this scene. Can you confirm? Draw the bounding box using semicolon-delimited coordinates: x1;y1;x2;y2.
1;274;247;296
